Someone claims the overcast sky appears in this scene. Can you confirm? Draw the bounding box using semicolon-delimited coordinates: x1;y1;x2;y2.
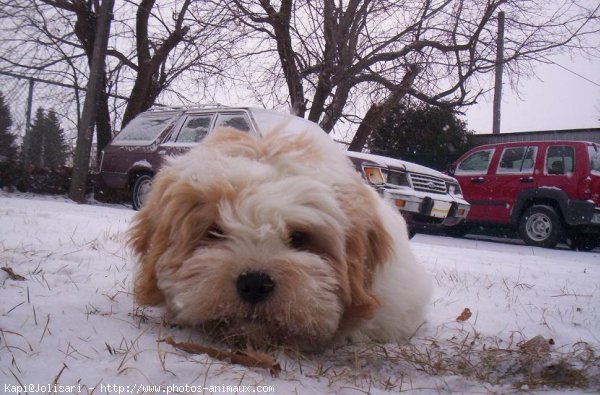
464;53;600;134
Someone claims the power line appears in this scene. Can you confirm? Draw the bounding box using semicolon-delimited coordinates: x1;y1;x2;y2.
542;57;600;88
0;70;131;101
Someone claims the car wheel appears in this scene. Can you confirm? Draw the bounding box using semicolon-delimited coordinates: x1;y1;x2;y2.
518;205;564;248
131;174;153;211
567;233;598;252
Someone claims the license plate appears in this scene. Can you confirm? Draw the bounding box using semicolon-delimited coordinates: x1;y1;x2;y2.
430;201;452;218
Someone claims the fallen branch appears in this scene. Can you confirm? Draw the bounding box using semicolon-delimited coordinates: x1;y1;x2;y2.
160;337;281;377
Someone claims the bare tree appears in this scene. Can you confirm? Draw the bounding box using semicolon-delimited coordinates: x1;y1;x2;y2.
225;0;600;150
70;0;114;203
0;1;233;159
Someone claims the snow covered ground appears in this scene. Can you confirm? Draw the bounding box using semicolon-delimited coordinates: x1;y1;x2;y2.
1;193;599;394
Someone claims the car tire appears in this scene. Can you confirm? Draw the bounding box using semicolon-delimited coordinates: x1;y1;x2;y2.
567;233;598;252
518;205;564;248
131;174;153;211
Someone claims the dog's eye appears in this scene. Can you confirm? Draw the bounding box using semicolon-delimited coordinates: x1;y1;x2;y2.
289;231;309;249
207;225;225;239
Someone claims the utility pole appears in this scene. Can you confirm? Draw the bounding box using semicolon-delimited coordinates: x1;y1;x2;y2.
22;78;34;164
69;0;114;203
492;11;505;134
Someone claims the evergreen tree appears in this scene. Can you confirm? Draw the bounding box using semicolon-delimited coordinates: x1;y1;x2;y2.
367;101;476;171
0;92;17;163
44;110;69;166
25;108;69;167
24;108;45;165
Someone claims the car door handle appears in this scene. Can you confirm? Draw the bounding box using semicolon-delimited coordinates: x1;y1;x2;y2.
520;177;534;183
470;177;485;184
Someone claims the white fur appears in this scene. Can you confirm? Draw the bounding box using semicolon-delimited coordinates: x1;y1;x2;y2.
358;188;433;341
131;121;432;349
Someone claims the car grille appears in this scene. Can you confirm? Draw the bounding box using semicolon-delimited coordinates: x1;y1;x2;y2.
409;173;447;194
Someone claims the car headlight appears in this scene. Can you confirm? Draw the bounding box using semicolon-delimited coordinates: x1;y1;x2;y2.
362;166;386;185
387;170;410;187
447;182;462;195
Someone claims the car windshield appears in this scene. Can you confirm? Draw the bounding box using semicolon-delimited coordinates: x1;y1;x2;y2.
113;112;180;144
456;149;494;174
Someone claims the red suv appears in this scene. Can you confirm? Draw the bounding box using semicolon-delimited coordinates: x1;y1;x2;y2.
449;141;600;250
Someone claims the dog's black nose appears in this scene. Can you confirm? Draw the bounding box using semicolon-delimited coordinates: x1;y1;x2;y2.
236;272;275;304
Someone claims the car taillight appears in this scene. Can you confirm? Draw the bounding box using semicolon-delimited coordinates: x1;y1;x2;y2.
578;176;592;199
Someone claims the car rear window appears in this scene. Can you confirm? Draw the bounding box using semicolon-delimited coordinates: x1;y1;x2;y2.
113;112;179;144
214;112;252;132
546;145;574;175
497;146;537;174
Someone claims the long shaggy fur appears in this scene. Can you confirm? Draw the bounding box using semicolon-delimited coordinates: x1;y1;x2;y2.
129;124;432;350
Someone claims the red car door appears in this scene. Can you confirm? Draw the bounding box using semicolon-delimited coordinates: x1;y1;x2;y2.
453;147;498;222
481;144;539;222
534;143;579;198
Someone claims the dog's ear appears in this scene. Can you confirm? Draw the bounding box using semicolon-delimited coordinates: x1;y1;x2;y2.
337;181;393;329
128;172;179;306
129;171;226;306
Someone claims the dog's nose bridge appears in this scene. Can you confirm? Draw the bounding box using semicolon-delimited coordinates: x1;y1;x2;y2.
236;271;275;304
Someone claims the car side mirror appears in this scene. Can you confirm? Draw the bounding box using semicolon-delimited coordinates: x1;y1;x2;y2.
447;164;456;176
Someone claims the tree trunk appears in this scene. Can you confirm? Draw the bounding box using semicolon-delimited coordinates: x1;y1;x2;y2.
348;65;420;152
121;69;154;128
69;0;114;203
95;87;112;164
121;1;190;128
259;0;306;117
348;104;387;152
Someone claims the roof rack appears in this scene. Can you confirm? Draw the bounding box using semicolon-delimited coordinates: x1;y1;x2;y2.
149;103;228;111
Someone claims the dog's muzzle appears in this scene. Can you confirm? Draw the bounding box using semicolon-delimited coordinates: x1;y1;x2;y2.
236;271;275;304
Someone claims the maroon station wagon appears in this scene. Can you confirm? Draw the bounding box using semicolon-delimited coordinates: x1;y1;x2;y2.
449;140;600;250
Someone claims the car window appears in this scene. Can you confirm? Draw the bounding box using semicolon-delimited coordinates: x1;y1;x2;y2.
546;145;574;175
497;146;537;174
112;112;179;144
167;114;214;144
588;145;600;175
214;113;252;132
455;149;494;175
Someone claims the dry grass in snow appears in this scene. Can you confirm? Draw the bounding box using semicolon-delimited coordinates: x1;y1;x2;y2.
1;193;599;394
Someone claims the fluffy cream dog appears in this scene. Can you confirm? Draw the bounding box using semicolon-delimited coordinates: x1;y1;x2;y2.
129;122;432;350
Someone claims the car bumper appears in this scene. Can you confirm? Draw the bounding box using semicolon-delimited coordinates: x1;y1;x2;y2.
565;200;600;226
563;202;600;236
593;209;600;225
380;188;470;227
